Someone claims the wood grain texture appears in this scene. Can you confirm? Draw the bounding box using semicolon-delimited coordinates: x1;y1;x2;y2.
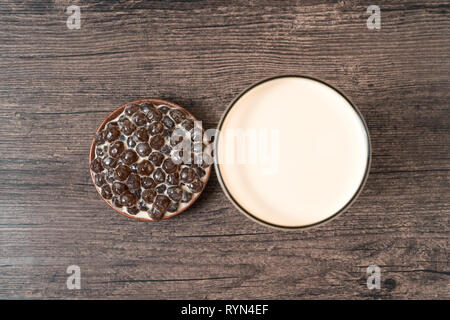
0;0;449;299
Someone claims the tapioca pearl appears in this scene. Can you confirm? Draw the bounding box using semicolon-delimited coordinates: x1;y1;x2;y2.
142;189;156;204
188;179;204;193
162;158;178;174
148;122;164;135
95;146;105;157
147;108;163;122
162;116;174;129
161;145;171;156
195;166;206;178
114;165;131;181
153;168;166;184
103;157;119;171
154;195;170;210
162;128;173;138
104;126;121;142
112;181;129;195
121;149;138;165
109;141;125;158
127;206;140;215
125;103;139;116
121;119;136;136
95;131;105;145
166;172;179;185
90;158;104;173
141;177;157;189
149;152;164;166
136;160;154;176
136;143;152;157
126;135;137;148
149;206;164;221
169;109;186;124
150;135;165;150
167;202;179;213
180;167;195;183
167;186;182;202
155;184;166;194
134;127;149;142
105;169;115;183
158;105;169;114
138;200;148;211
181;119;194;131
140;102;154;114
132;111;147;126
112;196;122;208
131;188;141;200
120;191;138;207
94;173;107;187
125;173;141;190
101;185;113;199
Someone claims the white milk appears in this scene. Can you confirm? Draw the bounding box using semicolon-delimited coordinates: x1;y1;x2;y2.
216;76;370;227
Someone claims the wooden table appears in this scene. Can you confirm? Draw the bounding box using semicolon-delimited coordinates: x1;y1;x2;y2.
0;0;448;299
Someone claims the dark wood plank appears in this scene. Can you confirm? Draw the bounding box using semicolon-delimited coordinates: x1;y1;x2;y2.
0;0;448;299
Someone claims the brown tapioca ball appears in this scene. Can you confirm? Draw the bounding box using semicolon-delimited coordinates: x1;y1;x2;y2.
102;157;118;170
148;122;164;135
107;121;119;128
95;146;105;157
140;102;154;113
131;188;142;199
154;195;171;210
94;173;107;187
161;145;171;156
162;158;178;174
149;152;164;166
90;158;104;173
120;191;138;207
158;105;169;114
188;179;204;193
136;160;154;176
149;206;165;221
147;108;163;122
180;167;195;183
162;116;174;129
129;163;138;173
126;136;137;148
141;176;156;189
166;172;179;185
114;165;131;181
121;119;136;136
169;109;186;124
109;141;124;158
153;168;166;184
112;181;129;195
142;189;156;204
112;196;122;208
149;134;165;150
126;173;141;190
105;169;115;183
95;131;105;145
136;142;151;157
125;103;139;116
121;149;138;165
127;206;140;215
195;166;206;178
155;184;166;194
182;120;194;132
134;127;149;142
101;185;113;199
104;126;121;142
167;186;182;202
167;202;179;213
181;191;193;203
132;111;147;126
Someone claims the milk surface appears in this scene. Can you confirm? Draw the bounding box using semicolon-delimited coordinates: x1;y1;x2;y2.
217;77;369;227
